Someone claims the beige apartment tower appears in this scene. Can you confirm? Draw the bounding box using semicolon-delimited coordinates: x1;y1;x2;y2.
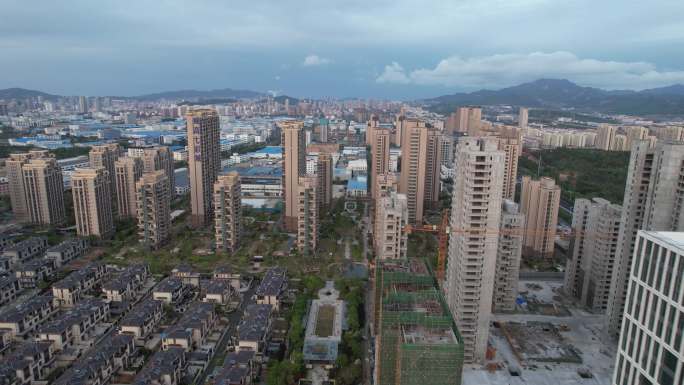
21;157;66;226
445;137;504;363
6;150;51;223
89;143;120;216
373;192;408;260
316;153;333;212
136;171;171;249
281;121;306;232
493;200;525;312
564;198;621;313
373;173;397;202
518;107;529;129
398;120;428;224
366;115;379;145
71;168;115;238
142;146;175;194
424;129;446;210
115;157;143;218
520;176;561;260
296;176;318;256
369;124;390;202
498;136;520;201
186;109;221;226
605;140;684;336
214;172;241;253
596;124;617;151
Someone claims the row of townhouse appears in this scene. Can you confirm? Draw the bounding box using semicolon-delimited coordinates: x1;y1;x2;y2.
132;346;186;385
237;304;273;354
36;298;110;352
119;298;163;345
0;341;56;385
14;258;55;289
161;302;217;352
214;350;257;385
0;237;48;266
101;264;149;303
51;333;136;385
0;295;57;339
173;264;243;291
52;262;108;307
152;276;187;305
45;238;89;267
201;279;233;305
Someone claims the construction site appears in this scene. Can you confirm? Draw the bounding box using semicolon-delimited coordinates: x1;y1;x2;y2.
373;259;464;385
464;279;617;385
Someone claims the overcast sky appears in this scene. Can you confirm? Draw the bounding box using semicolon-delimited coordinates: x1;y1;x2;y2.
1;0;683;99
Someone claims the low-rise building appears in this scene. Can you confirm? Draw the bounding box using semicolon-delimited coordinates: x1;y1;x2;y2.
52;262;108;307
171;264;201;287
132;347;185;385
162;302;217;352
152;277;186;305
52;333;136;385
1;237;48;265
213;266;241;292
0;276;21;307
45;238;89;267
237;304;272;353
0;296;56;338
255;267;286;311
119;298;163;342
15;258;56;289
214;350;256;385
0;341;56;385
101;264;149;302
202;280;233;305
37;299;110;351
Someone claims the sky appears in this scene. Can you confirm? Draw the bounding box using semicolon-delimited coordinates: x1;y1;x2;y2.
1;0;683;99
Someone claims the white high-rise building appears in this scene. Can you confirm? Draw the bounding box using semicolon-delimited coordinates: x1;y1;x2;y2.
606;140;684;335
445;137;504;363
612;231;684;385
564;198;622;313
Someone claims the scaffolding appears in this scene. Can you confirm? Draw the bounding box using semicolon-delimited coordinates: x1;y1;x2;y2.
374;259;465;385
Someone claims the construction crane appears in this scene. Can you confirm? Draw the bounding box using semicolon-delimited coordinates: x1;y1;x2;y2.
404;209;450;281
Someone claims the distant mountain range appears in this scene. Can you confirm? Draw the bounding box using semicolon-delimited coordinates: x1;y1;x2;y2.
423;79;684;115
0;87;264;102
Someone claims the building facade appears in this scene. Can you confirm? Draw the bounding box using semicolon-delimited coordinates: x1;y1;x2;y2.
136;171;171;249
445;137;504;363
214;172;241;253
186;109;221;226
281;121;306;232
21;157;65;225
115;157;144;218
520;176;561;260
296;176;318;255
89;143;120;217
493;200;525;312
373;192;408;260
71;168;115;238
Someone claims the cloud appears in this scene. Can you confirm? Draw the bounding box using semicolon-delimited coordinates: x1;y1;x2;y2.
302;54;331;66
376;51;684;90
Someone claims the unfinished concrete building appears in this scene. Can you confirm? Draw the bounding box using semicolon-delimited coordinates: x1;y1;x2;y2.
115;157;143;218
374;192;408;260
142;146;175;194
136;171;171;249
296;176;318;256
493;200;525;312
375;259;464;385
214;172;241;253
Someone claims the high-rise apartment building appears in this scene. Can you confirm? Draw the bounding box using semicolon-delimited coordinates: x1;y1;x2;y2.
142;147;175;194
296;176;318;256
316;153;333;212
78;96;88;114
214;172;241;253
366;115;379;145
520;176;561;260
22;157;66;226
447;106;482;135
115;157;143;218
373;173;397;203
596;124;617;151
518;107;529;129
398;120;438;224
424;130;446;210
369;123;390;202
373;192;408;260
281;121;306;232
136;171;171;249
186;109;220;226
7;150;51;223
624;126;649;150
89;143;120;217
445;137;504;363
493;200;525;312
612;231;684;385
564;198;622;313
606;140;684;335
498;136;520;201
440;136;454;167
71;168;115;238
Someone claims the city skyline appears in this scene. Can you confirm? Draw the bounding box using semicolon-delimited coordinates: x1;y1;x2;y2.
1;1;684;98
